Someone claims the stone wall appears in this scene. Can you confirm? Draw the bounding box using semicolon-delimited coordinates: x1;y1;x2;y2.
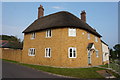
0;48;22;62
22;28;103;68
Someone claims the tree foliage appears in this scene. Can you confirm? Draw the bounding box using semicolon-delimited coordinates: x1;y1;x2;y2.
0;35;21;42
110;44;120;60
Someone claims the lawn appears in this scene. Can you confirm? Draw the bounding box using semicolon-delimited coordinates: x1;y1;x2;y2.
99;64;108;68
2;59;120;79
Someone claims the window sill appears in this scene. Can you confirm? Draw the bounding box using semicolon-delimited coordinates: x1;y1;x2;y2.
31;38;35;40
69;57;76;58
45;37;52;38
28;55;35;56
45;56;51;58
96;56;99;58
68;36;76;37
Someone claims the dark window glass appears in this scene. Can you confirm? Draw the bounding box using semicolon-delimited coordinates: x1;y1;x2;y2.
70;49;72;57
49;48;50;57
70;53;72;57
47;30;48;37
70;49;72;53
49;30;51;36
73;50;76;57
33;49;35;55
46;49;48;56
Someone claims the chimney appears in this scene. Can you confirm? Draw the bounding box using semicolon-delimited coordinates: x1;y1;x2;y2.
81;10;86;23
38;5;44;18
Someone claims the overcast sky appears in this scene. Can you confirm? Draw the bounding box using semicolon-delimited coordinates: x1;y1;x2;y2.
2;2;118;48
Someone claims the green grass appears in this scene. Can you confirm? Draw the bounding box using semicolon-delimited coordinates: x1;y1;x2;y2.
21;63;105;79
99;64;108;68
2;59;120;79
2;59;19;64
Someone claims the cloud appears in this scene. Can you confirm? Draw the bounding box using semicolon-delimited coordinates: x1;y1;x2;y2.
52;6;63;10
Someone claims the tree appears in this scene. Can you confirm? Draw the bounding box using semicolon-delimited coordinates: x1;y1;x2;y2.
113;44;120;59
110;49;117;60
0;35;21;42
109;44;120;60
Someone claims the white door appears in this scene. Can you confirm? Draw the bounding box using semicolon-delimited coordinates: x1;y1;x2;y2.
88;51;91;64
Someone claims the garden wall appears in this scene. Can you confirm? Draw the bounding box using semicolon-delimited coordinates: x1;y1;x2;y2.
0;48;22;62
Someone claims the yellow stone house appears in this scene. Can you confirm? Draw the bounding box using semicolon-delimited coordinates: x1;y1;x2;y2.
22;5;104;68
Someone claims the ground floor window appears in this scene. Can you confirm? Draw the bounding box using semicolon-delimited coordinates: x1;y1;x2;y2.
28;48;35;56
96;49;99;57
68;47;76;58
45;48;51;58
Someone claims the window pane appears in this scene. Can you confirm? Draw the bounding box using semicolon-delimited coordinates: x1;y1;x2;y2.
49;30;51;37
73;49;76;57
33;33;35;38
30;49;32;55
70;53;72;57
70;48;72;53
69;28;76;36
31;33;35;39
47;30;48;37
46;48;48;56
32;49;34;55
49;48;50;57
33;49;35;55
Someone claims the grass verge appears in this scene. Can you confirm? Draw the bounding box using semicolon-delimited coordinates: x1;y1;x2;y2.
99;64;108;68
2;59;120;79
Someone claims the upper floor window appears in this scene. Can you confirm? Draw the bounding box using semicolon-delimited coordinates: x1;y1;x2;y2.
45;48;51;58
46;29;52;38
95;36;98;42
68;47;76;58
68;28;76;37
31;32;35;39
87;33;90;40
28;48;35;56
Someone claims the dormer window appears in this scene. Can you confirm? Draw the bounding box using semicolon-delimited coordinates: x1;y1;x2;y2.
68;28;76;37
31;32;35;39
46;29;52;38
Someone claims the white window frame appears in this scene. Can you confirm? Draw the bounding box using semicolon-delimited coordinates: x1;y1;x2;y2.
28;48;35;56
87;33;90;40
45;48;51;58
46;29;52;38
68;28;76;37
31;32;35;39
95;36;98;42
68;47;77;58
95;49;99;57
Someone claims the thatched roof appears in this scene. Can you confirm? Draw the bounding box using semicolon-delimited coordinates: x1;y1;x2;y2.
23;11;102;37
